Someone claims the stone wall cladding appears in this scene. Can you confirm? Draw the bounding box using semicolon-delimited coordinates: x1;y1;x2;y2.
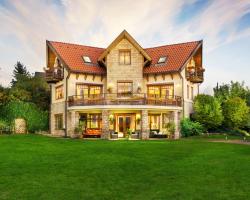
141;110;149;139
101;110;110;139
172;111;181;139
50;101;65;136
107;39;144;93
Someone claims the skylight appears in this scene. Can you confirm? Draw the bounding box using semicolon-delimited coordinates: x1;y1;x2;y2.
83;56;91;63
158;56;167;64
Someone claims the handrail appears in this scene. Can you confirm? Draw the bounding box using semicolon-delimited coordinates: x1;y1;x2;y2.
68;93;182;107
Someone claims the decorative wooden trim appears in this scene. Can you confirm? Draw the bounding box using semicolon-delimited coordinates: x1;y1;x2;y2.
170;74;173;80
101;75;104;82
84;74;87;80
76;74;79;80
154;74;157;82
92;74;96;81
162;74;165;80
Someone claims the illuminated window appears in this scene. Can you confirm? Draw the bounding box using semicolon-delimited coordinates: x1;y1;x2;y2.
82;56;91;63
119;50;131;65
55;85;63;100
87;114;102;129
117;81;133;97
149;115;160;130
76;84;102;98
148;84;174;98
158;56;167;64
55;114;63;130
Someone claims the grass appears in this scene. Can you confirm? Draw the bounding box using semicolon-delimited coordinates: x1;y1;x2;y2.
0;134;250;200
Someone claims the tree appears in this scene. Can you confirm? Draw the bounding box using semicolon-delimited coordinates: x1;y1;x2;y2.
222;97;249;129
193;94;224;130
11;61;30;86
214;81;250;106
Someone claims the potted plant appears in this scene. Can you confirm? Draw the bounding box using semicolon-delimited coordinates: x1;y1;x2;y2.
72;121;85;139
166;122;176;139
126;128;132;140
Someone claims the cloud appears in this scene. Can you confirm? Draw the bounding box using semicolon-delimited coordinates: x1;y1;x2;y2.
0;0;250;87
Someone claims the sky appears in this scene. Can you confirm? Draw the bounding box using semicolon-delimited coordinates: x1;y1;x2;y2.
0;0;250;93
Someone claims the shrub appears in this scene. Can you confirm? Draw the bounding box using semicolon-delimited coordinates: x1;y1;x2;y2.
0;101;48;133
180;118;204;137
166;122;176;135
193;94;223;131
222;97;249;129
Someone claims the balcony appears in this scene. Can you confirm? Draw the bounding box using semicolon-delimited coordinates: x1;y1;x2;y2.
186;66;205;83
68;93;182;107
45;68;64;83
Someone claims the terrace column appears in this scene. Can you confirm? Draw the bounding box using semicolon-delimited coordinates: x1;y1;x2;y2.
173;111;180;139
101;110;110;139
141;110;149;140
68;111;79;137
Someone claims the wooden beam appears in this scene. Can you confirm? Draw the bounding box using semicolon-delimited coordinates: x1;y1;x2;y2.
84;74;87;80
154;74;157;82
162;74;165;81
76;74;79;80
92;74;96;81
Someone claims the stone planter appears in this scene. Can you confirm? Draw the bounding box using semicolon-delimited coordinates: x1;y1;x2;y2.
71;133;81;139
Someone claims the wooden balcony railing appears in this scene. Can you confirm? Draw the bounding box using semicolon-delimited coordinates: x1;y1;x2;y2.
68;93;182;107
45;68;64;83
186;67;205;83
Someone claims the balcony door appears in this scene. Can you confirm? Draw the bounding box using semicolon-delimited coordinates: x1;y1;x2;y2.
117;115;135;137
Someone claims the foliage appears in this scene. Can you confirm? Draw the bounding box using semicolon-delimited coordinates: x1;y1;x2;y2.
166;122;176;135
214;81;250;106
0;119;8;129
222;97;249;129
0;101;48;132
11;61;30;86
74;121;85;134
193;94;223;130
180;118;204;137
234;129;250;137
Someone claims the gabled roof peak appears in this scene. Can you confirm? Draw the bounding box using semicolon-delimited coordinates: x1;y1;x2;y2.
98;30;152;62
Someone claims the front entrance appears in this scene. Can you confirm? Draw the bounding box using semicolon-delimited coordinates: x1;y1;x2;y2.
116;115;134;138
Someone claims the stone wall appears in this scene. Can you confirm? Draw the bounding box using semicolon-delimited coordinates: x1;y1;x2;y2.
106;38;144;93
141;110;149;139
101;110;110;139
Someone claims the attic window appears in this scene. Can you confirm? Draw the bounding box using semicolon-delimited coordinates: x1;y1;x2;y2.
158;56;167;64
83;56;91;63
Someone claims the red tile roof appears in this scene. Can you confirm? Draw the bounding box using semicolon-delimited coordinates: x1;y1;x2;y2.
48;40;201;74
48;41;106;74
144;41;201;74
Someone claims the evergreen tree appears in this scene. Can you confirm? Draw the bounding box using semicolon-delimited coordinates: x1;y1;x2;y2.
11;61;30;86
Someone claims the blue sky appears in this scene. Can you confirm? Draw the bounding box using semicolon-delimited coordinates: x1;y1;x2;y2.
0;0;250;93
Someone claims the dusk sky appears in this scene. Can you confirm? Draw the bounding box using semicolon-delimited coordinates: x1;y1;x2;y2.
0;0;250;93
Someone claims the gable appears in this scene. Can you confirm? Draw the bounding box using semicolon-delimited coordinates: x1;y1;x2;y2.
98;30;151;63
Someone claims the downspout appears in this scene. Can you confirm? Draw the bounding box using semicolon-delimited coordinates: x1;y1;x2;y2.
178;72;185;118
64;69;70;138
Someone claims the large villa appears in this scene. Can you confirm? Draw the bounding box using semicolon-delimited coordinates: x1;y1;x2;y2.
44;30;205;139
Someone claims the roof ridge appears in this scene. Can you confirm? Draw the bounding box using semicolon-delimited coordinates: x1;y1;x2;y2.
47;40;105;50
144;40;202;50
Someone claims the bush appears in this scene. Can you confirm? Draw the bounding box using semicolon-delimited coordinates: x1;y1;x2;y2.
193;94;223;131
222;97;249;129
180;118;204;137
0;101;48;133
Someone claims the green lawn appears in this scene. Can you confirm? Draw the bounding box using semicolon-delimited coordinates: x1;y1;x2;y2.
0;135;250;200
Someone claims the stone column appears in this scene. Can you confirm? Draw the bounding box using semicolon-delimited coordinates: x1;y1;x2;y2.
101;110;110;139
173;111;180;139
68;111;78;137
141;110;149;140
